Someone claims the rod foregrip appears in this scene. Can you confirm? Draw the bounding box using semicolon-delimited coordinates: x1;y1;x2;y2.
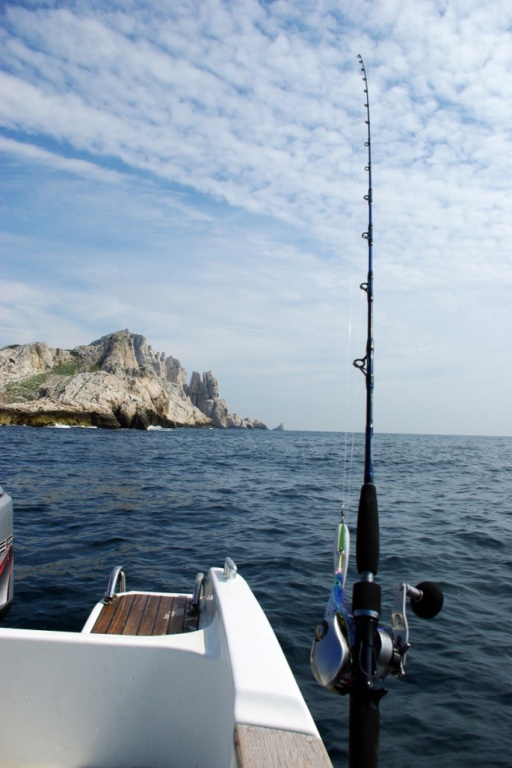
349;698;380;768
356;483;379;575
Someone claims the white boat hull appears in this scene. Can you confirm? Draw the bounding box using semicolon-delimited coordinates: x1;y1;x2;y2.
0;565;332;767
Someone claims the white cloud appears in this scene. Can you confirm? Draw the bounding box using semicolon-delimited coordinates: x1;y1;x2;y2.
0;135;124;182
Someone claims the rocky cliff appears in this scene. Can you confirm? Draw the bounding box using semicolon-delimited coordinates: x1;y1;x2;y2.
0;330;268;431
185;371;267;430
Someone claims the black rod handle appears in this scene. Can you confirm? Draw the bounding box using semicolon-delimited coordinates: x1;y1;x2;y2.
350;582;383;768
349;698;380;768
356;483;379;575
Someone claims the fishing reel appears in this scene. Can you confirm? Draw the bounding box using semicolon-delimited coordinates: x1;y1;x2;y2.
311;580;444;695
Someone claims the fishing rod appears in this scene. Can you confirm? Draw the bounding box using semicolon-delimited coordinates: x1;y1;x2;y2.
349;54;384;768
311;56;444;768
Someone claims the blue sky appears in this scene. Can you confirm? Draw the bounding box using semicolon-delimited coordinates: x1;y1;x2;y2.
1;0;511;434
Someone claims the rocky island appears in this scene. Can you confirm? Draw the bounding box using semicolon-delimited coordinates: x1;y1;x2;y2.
0;330;268;431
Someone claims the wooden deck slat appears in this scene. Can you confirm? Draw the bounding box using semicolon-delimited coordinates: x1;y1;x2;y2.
90;602;116;634
152;595;175;635
122;593;149;635
107;593;137;635
168;595;189;634
91;593;199;636
235;724;334;768
138;593;163;635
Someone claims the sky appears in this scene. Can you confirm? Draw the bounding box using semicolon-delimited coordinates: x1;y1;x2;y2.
1;0;511;435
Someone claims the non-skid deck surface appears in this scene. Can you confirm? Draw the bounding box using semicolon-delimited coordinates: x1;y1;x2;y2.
91;593;200;636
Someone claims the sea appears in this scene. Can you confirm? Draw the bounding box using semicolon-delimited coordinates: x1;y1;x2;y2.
0;425;510;767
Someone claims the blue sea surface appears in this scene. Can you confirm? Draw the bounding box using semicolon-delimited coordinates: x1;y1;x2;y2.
0;426;511;767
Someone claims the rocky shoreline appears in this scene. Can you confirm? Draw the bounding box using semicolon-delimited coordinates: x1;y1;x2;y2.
0;330;268;431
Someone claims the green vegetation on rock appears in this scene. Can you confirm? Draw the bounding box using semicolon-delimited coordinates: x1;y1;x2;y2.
1;361;79;401
51;362;78;376
3;373;48;400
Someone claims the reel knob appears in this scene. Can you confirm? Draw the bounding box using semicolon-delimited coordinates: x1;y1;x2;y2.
410;581;444;619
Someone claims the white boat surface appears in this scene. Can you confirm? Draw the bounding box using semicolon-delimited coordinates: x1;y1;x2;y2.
0;485;332;768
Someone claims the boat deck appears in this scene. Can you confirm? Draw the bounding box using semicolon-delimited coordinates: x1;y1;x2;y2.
91;593;200;636
235;724;333;768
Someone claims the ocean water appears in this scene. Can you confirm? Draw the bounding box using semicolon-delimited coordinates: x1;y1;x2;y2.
0;425;510;767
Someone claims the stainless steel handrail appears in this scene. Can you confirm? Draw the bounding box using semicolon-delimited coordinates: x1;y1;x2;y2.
191;572;205;610
104;565;126;604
